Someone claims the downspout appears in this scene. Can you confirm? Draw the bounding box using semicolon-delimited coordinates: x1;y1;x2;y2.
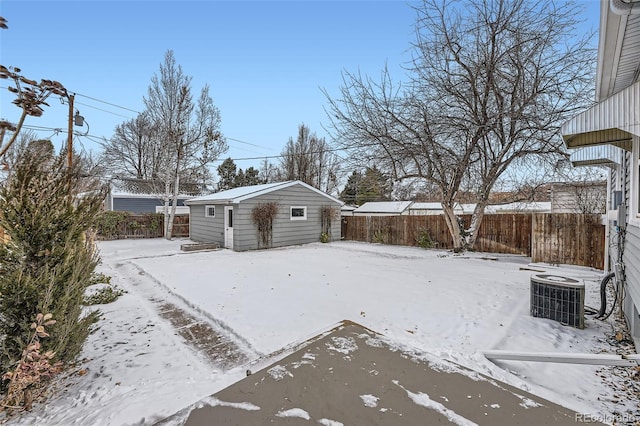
604;168;612;272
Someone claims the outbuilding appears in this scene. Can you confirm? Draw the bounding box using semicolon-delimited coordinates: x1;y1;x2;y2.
185;180;343;251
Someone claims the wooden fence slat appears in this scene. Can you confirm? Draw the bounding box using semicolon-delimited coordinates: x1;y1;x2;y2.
96;214;190;240
342;213;604;269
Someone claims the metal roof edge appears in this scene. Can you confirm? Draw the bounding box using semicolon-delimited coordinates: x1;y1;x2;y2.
185;180;344;205
234;180;343;205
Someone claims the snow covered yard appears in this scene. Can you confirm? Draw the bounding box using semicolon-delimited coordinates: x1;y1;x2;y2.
4;238;638;425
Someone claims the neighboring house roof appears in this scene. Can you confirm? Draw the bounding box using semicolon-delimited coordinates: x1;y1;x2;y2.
409;202;465;212
458;203;477;214
353;201;550;215
354;201;412;214
488;202;552;213
185;180;343;205
109;177;205;198
409;202;442;210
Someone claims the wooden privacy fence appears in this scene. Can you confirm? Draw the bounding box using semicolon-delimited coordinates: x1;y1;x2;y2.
342;213;605;269
1;214;190;242
95;214;189;240
531;213;605;269
171;214;189;238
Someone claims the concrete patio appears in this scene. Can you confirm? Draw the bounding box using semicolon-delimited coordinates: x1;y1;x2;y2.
168;321;599;425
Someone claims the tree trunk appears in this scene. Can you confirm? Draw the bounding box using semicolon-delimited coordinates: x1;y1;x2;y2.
466;203;487;250
0;109;28;158
163;180;171;239
441;202;466;252
166;172;180;240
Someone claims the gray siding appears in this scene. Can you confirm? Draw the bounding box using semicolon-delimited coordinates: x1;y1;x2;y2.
113;198;163;214
112;197;186;214
235;185;341;251
623;223;640;346
187;183;341;251
189;204;225;245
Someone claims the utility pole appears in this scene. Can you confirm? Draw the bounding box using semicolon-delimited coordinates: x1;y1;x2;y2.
67;93;74;168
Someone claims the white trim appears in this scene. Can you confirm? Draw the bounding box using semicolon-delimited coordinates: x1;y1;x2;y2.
561;81;640;149
290;206;307;221
483;350;639;366
205;205;216;218
185;180;344;206
632;138;640;226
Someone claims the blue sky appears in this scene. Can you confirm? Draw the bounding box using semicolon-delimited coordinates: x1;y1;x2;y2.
1;0;600;172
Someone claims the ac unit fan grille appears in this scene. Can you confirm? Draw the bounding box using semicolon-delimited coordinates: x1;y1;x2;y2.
530;274;585;329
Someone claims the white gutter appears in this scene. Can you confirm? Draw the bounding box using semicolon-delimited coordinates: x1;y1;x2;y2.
483;350;640;366
610;0;640;16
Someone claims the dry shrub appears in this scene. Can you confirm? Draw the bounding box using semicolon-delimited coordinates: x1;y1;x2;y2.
251;202;278;249
320;205;339;240
1;313;62;413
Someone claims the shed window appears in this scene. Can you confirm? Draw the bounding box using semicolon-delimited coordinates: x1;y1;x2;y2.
205;205;216;217
290;206;307;221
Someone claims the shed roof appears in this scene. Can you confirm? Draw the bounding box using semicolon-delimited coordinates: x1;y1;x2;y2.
185;180;343;205
354;201;413;214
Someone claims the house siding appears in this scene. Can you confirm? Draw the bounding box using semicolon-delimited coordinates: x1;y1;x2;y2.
550;183;606;213
189;203;226;245
112;197;186;214
233;185;341;252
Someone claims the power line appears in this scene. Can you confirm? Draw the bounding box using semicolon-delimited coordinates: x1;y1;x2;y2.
226;136;274;151
18;123;291;157
3;87;279;154
75;101;133;119
5;90;348;162
73;92;141;114
20;124;107;142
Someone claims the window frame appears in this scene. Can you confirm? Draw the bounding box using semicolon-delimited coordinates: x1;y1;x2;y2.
205;205;216;218
290;206;307;221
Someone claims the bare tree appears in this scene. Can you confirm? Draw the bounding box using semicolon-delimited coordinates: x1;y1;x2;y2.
550;162;607;213
279;124;341;194
100;113;165;180
325;0;595;251
144;50;227;239
259;158;278;184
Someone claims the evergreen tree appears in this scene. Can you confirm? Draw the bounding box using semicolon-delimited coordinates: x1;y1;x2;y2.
216;157;237;191
243;167;262;186
340;170;362;205
234;169;245;188
0;144;104;393
357;166;392;204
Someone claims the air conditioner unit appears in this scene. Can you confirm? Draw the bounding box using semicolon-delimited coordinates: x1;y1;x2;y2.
530;274;585;329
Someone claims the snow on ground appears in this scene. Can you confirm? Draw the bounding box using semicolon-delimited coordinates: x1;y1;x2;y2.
3;238;638;425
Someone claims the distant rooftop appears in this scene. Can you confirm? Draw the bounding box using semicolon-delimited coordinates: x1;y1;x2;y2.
354;201;413;214
110;177;205;197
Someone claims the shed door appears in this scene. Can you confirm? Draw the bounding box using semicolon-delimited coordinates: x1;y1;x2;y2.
224;206;234;249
